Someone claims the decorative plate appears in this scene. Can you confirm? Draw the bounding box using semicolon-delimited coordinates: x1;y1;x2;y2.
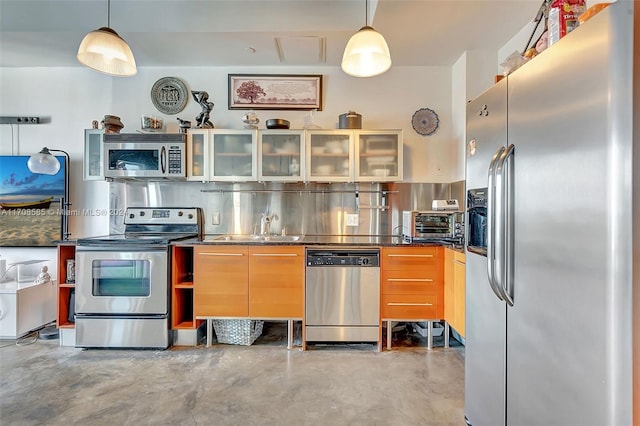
412;107;439;136
150;77;189;115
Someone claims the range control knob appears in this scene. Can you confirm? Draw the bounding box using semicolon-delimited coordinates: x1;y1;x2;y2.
129;213;135;219
188;214;193;219
178;211;184;216
139;211;145;216
361;257;370;265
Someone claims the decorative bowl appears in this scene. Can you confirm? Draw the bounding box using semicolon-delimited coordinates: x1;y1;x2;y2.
266;119;290;129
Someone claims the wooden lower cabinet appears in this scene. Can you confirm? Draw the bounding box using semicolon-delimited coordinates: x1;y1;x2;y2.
193;245;304;319
194;245;249;317
248;246;304;318
381;246;444;320
444;248;466;338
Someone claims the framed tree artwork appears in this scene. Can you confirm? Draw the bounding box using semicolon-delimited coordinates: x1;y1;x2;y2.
228;74;322;110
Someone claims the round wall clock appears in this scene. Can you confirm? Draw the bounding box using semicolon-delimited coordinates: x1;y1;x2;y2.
412;107;439;136
150;77;189;115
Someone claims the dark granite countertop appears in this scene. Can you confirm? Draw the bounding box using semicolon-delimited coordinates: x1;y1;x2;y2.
181;235;464;249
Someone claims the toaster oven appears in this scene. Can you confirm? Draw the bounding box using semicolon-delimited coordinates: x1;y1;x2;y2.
402;210;464;243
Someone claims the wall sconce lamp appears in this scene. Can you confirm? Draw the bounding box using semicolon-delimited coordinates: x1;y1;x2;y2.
76;0;137;77
341;0;392;77
27;148;71;241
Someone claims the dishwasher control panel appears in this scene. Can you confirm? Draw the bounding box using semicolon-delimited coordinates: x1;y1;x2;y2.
306;250;380;267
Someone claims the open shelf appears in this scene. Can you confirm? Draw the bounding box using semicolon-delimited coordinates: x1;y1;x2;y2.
171;245;198;330
57;243;76;329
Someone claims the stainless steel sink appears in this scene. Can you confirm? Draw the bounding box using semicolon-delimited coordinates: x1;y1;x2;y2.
209;234;303;243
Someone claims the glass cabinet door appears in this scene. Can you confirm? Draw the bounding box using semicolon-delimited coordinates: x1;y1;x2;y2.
83;129;104;180
210;130;257;181
258;130;305;181
187;129;209;181
355;130;403;181
306;130;354;182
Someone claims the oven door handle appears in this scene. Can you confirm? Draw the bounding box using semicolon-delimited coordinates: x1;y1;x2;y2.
76;245;167;252
160;146;167;174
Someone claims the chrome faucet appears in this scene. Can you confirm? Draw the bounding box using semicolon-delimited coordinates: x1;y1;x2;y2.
260;213;273;235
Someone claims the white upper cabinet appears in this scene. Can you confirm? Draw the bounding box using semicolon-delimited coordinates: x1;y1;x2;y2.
306;130;355;182
187;129;210;181
258;130;305;182
354;130;403;182
83;129;104;181
209;129;258;181
186;128;402;182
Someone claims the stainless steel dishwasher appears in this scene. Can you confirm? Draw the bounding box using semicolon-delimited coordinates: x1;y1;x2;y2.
305;249;380;342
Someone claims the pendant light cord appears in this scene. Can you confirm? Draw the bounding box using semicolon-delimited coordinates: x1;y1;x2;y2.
365;0;368;26
107;0;111;28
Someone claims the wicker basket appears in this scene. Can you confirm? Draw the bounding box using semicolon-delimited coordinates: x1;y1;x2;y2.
212;319;264;346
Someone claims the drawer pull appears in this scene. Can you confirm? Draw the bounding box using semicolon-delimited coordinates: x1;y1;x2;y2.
387;254;434;258
252;253;298;257
454;260;465;265
199;252;244;257
387;278;433;282
387;302;433;306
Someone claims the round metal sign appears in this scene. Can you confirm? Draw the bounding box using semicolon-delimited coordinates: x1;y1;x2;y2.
150;77;189;115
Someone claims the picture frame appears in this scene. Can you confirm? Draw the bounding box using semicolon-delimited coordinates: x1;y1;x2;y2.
0;155;65;247
228;74;323;110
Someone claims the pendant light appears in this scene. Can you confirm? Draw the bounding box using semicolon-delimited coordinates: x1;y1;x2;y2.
341;0;392;77
77;0;137;77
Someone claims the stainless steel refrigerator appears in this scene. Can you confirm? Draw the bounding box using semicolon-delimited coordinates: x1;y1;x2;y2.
464;2;638;425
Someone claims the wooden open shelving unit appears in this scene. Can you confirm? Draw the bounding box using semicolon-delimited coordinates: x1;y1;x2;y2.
56;243;76;329
171;245;203;330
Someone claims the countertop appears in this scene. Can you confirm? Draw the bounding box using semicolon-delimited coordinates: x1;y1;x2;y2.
60;236;466;252
182;235;465;250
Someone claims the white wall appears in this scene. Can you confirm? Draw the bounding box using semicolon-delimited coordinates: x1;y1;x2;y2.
107;65;453;183
450;49;497;183
0;64;454;262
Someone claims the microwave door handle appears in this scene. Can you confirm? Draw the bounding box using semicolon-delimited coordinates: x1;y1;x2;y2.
487;145;505;301
499;144;515;306
160;146;166;174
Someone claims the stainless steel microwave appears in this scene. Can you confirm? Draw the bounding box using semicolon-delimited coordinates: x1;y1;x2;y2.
402;210;464;243
103;133;186;179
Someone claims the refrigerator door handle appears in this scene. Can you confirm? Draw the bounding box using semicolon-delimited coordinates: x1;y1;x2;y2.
487;145;506;301
496;144;515;306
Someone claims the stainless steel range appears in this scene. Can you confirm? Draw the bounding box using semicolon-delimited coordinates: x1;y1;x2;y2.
75;207;202;349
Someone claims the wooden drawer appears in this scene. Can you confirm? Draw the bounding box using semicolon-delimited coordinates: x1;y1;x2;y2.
382;269;440;295
381;294;441;319
249;246;304;318
381;246;442;271
194;245;248;317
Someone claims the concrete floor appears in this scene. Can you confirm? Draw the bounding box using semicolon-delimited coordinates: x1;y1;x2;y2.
0;323;465;426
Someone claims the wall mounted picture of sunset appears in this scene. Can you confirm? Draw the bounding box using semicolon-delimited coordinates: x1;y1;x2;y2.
0;155;65;246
